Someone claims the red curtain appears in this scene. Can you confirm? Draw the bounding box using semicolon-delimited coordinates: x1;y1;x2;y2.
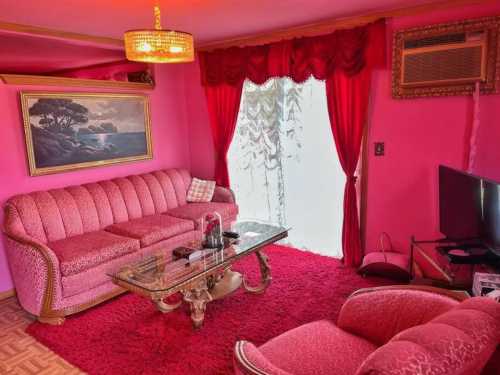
199;20;385;86
205;82;244;187
326;68;371;267
199;19;386;264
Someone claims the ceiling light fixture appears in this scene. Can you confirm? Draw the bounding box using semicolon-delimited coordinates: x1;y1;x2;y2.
124;5;194;63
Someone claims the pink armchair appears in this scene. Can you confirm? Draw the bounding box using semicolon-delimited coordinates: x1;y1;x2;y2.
234;286;500;375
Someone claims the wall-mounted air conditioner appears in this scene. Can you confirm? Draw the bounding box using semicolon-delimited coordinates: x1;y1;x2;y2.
392;16;500;99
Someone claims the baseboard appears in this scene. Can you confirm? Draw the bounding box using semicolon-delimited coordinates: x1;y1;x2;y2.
0;289;16;301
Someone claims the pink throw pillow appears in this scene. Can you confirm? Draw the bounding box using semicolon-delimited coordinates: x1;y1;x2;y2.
187;178;216;203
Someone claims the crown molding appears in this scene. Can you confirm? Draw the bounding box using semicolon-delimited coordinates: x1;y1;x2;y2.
197;0;496;51
0;20;123;48
0;74;154;90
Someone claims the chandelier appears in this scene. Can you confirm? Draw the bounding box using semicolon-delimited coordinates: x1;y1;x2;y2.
124;5;194;63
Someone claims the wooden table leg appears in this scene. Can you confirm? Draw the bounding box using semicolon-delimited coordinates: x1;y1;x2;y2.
182;280;213;329
153;297;182;313
243;250;272;294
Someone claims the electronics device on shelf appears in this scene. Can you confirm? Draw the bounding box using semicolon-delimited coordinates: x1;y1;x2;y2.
439;165;500;259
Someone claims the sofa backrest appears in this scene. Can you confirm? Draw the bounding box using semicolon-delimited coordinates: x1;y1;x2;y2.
4;168;192;243
355;297;500;375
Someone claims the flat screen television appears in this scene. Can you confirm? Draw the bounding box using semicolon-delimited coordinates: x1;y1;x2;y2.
439;165;500;252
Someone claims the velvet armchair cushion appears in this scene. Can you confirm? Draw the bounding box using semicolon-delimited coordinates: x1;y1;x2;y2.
234;289;500;375
337;289;459;346
258;320;377;375
356;297;500;375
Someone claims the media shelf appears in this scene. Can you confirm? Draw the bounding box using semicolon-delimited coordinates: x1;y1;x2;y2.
410;236;499;290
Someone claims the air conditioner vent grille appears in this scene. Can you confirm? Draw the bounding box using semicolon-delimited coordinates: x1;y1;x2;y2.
403;46;483;84
404;33;466;49
392;16;499;98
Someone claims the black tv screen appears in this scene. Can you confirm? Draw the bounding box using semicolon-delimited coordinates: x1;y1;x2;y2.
439;166;482;241
439;165;500;250
483;180;500;249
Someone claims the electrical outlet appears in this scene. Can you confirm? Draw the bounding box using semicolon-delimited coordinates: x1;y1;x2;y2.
374;142;385;156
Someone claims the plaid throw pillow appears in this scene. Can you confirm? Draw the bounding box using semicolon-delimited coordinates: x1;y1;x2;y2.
186;178;216;203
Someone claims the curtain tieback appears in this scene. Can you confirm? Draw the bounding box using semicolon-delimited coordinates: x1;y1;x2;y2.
347;175;358;183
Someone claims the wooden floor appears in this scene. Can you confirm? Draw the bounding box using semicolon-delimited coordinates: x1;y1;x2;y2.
0;297;83;374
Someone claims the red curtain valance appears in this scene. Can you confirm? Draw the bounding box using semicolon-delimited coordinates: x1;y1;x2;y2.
199;19;386;86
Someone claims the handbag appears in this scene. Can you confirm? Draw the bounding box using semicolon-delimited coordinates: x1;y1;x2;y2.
358;232;411;280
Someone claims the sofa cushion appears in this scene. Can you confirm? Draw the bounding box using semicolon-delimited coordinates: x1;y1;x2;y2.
258;320;377;375
186;178;216;203
105;214;194;247
166;202;238;228
49;230;140;276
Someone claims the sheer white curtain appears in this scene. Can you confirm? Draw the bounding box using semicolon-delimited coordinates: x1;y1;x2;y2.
228;78;345;257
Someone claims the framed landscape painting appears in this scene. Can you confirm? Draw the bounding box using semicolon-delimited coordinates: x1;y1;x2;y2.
20;92;153;176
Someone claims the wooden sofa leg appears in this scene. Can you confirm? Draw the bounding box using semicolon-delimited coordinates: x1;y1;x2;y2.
37;315;65;325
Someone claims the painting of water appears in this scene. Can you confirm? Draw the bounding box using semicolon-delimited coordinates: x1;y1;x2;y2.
20;92;152;175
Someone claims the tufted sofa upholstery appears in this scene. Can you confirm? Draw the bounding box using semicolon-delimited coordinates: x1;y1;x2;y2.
3;168;238;324
234;286;500;375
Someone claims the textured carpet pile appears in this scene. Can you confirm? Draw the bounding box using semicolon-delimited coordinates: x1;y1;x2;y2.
27;245;392;374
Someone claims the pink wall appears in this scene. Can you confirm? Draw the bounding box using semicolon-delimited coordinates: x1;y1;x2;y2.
0;64;193;292
184;59;215;179
365;2;500;252
184;2;500;255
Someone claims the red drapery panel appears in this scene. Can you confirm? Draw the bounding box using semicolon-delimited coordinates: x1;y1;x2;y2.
205;82;244;187
326;68;371;267
199;19;386;265
199;20;385;86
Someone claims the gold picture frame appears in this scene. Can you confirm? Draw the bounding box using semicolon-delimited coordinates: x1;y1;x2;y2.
20;92;153;176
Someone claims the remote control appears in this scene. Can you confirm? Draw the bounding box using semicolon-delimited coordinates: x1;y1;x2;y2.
223;231;240;239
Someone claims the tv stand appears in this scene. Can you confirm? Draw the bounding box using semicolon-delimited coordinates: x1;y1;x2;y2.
410;236;499;290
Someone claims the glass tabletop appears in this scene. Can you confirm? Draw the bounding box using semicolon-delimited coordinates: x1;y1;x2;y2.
107;220;288;294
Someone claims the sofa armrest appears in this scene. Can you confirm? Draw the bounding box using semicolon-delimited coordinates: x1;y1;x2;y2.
234;341;292;375
3;230;61;319
212;186;236;203
337;285;467;346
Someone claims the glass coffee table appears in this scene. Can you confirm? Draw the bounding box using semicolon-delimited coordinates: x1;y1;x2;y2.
108;220;288;328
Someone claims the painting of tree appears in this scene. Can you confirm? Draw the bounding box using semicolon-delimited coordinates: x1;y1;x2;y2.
29;99;88;135
21;92;152;176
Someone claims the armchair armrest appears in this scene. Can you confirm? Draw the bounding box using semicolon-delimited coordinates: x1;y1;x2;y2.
234;341;292;375
337;285;467;345
212;186;236;203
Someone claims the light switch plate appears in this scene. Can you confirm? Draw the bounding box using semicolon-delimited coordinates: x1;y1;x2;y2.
374;142;385;156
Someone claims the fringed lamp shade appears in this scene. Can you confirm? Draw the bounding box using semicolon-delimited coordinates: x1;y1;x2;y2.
124;6;194;64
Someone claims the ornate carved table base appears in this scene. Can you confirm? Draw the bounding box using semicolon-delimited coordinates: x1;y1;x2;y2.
153;298;182;313
243;250;272;294
153;250;272;328
182;279;213;329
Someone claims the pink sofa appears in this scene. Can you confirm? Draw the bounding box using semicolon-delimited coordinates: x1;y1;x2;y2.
2;168;238;324
234;286;500;375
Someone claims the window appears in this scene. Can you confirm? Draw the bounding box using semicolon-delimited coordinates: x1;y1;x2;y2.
228;78;345;257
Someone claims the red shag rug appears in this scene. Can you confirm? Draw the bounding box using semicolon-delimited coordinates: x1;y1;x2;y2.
27;245;392;375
